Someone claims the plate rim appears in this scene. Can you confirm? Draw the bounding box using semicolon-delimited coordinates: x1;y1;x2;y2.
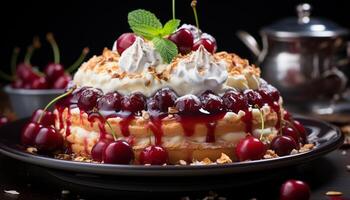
0;116;344;177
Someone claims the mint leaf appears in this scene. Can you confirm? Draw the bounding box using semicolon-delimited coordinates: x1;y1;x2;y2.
128;9;163;39
161;19;180;36
152;37;178;63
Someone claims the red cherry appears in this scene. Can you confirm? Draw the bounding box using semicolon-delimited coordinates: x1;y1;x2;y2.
178;24;201;40
168;28;194;55
91;139;111;162
0;115;9;127
16;63;38;82
121;92;146;113
200;92;224;113
175;95;202;114
283;110;292;121
12;79;24;88
115;33;137;55
280;179;310;200
34;126;63;152
293;120;308;144
153;88;178;112
139;145;168;165
192;38;216;53
222;90;248;113
77;88;102;112
244;89;264;107
30;109;55;127
235;136;266;161
52;73;72;89
21;122;41;146
282;127;300;145
30;76;49;89
44;63;65;82
97;92;122;111
270;135;298;156
103;140;134;164
200;33;217;52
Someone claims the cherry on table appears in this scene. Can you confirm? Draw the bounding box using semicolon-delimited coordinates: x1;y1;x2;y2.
91;139;111;162
168;28;194;55
139;145;168;165
115;33;137;55
280;179;310;200
21;122;41;146
175;94;202;114
34;126;63;152
30;109;55;127
121;92;146;113
44;63;65;83
235;136;266;161
153;88;178;112
192;38;216;54
270;135;298;156
52;73;72;89
97;92;122;111
103;140;134;164
222;90;248;113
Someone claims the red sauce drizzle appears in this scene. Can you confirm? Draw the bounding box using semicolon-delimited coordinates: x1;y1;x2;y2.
66;107;71;137
148;111;167;145
241;108;253;133
117;112;134;137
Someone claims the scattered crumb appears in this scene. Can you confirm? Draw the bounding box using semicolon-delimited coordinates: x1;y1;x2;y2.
179;160;187;165
290;149;298;155
326;191;343;196
299;143;314;153
216;153;232;164
264;149;278;159
141;111;150;120
4;190;20;195
191;158;213;165
26;147;37;154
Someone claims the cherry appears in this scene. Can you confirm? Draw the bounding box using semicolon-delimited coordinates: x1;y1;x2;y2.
21;122;41;146
192;38;216;54
200;92;224;113
77;88;102;112
283;110;292;121
52;73;72;89
200;33;217;52
244;89;264;107
97;92;122;111
235;136;266;161
222;90;248;113
30;109;55;127
44;63;65;82
293;120;308;144
280;179;310;200
115;33;137;55
139;145;168;165
178;24;201;40
168;28;194;55
175;94;202;114
30;76;49;89
34;126;63;152
265;85;280;102
121;92;146;113
91;139;111;162
103;140;134;164
0;115;9;127
153;88;178;112
282;127;300;145
270;135;298;156
16;63;38;82
12;79;24;88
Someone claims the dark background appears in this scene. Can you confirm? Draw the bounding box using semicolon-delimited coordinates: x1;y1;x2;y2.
0;0;349;76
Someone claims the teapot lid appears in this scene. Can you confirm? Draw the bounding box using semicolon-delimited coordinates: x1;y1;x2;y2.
261;3;348;38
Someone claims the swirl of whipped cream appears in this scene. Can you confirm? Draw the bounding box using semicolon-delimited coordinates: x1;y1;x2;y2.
170;45;228;96
118;37;163;73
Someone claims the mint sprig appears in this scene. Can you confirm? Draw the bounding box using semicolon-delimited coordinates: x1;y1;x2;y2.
128;9;180;63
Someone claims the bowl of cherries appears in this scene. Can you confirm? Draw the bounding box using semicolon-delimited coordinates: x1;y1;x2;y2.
2;33;89;118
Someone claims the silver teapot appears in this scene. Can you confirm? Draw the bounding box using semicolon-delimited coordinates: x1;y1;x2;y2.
237;3;348;103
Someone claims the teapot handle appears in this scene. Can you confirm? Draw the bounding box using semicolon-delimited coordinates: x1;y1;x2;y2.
322;68;348;94
236;30;261;58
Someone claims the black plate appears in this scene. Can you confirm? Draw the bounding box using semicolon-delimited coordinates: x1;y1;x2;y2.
0;117;343;177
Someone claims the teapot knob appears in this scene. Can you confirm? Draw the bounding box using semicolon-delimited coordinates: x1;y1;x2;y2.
296;3;311;24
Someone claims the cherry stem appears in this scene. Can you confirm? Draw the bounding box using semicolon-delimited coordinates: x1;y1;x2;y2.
259;109;265;141
172;0;175;19
10;47;20;76
66;47;89;74
96;111;117;141
0;70;13;81
191;0;199;29
46;33;60;64
37;88;74;124
24;37;41;66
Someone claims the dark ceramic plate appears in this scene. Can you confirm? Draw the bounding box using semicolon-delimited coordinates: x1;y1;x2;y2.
0;117;343;177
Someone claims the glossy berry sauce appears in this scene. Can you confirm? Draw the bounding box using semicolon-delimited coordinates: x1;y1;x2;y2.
54;85;282;153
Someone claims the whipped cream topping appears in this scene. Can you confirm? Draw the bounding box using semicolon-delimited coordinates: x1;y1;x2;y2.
118;37;163;73
170;45;228;95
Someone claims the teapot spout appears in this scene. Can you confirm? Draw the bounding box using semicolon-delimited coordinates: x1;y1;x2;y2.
236;30;261;58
